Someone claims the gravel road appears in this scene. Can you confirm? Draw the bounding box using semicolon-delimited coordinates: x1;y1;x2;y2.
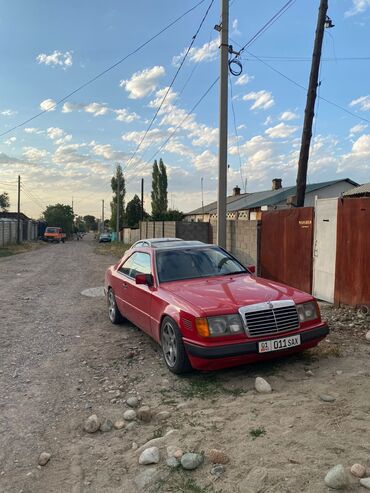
1;236;369;493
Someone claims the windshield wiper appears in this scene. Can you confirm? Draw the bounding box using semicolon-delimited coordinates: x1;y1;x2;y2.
222;270;247;276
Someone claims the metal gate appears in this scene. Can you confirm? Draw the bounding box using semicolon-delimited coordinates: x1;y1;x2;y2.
312;198;338;303
260;207;314;293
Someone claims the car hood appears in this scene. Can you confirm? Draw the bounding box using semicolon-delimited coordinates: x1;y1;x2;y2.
161;274;311;316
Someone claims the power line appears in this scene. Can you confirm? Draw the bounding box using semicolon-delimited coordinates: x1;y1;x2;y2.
0;0;208;139
124;0;215;168
245;49;370;125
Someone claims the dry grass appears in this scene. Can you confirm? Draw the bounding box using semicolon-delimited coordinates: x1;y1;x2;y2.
94;242;131;258
0;241;44;258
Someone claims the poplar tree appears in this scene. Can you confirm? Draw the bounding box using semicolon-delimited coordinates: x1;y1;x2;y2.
151;158;168;219
110;164;126;230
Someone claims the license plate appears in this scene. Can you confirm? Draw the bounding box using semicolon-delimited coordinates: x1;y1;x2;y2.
258;334;301;353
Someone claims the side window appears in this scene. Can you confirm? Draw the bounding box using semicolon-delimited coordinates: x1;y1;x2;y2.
119;252;151;278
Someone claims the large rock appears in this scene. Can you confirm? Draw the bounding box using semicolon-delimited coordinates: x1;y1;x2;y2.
360;478;370;489
255;377;272;394
181;453;203;470
137;406;152;423
324;465;349;489
206;448;229;464
350;463;366;478
139;447;160;465
123;409;137;421
84;414;101;433
126;396;139;408
38;452;51;466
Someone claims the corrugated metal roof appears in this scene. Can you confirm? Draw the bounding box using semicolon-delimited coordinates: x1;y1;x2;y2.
186;179;358;215
343;182;370;197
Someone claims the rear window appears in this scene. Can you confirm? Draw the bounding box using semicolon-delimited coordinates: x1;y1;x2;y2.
45;227;58;233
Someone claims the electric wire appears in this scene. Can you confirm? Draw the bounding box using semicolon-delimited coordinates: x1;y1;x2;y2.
245;49;370;125
0;0;208;138
124;0;215;169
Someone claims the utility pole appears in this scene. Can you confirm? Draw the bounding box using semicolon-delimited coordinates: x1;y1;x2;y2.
17;175;20;244
217;0;229;247
296;0;328;207
101;199;105;232
116;172;120;242
201;177;204;221
141;178;144;221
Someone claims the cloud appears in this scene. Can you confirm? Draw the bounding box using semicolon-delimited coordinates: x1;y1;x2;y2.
265;123;298;138
47;127;64;140
120;66;165;99
24;127;43;134
114;108;139;122
232;18;241;36
22;147;48;161
235;74;254;86
243;90;274;110
193;150;217;171
36;50;73;69
1;109;17;117
40;99;56;112
340;134;370;172
172;39;219;66
349;123;368;137
345;0;370;17
4;137;16;145
280;111;299;121
349;95;370;111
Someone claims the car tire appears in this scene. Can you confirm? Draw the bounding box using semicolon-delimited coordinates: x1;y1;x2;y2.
160;316;192;374
107;288;124;324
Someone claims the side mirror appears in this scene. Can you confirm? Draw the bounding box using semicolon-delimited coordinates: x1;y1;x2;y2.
247;265;256;274
135;273;154;287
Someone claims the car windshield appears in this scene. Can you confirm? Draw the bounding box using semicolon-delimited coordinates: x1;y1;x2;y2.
156;247;247;283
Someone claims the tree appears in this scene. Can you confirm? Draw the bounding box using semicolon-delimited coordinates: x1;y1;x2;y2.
0;192;10;211
42;203;74;236
151;158;168;219
162;209;184;221
110;164;126;231
75;216;86;233
126;194;146;228
83;215;98;231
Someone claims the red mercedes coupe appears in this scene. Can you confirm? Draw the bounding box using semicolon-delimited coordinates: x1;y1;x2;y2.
105;239;328;374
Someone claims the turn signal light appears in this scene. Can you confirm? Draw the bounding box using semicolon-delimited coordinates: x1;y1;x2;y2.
195;318;210;337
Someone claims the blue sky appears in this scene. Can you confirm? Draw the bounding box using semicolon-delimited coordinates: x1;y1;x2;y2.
0;0;369;219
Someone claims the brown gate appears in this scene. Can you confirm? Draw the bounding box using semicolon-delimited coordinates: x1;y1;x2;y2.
334;198;370;307
260;207;314;293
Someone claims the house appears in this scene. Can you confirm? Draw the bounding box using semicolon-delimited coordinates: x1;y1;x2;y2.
342;182;370;198
0;211;38;245
185;178;359;222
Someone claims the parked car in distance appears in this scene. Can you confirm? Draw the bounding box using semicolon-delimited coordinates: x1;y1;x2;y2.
99;233;112;243
105;240;329;374
43;227;66;243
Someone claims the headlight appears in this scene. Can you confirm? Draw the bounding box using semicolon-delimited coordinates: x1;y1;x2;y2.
195;314;244;337
296;301;319;322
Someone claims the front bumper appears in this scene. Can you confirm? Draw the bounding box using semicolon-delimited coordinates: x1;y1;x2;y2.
184;325;329;368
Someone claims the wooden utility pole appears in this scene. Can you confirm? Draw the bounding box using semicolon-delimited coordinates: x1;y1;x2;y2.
116;172;120;242
296;0;328;207
141;178;144;221
216;0;229;247
101;199;105;232
17;175;20;244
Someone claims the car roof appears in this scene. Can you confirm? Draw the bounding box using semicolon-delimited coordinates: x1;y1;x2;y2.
155;241;213;251
132;238;211;249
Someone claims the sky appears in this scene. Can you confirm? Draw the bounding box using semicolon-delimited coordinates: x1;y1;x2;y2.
0;0;369;220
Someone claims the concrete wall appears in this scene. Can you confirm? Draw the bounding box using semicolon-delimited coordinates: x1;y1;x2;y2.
0;220;38;246
209;219;260;268
139;221;209;242
122;228;140;244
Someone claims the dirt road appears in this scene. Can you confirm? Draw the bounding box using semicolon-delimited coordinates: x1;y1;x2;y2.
0;236;369;493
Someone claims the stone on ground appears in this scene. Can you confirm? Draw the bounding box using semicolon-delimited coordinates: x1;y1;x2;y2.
206;448;230;464
114;420;125;430
181;452;203;470
123;409;137;421
360;478;370;489
319;394;336;403
100;418;113;432
126;396;139;408
84;414;101;433
324;464;349;489
255;377;272;393
166;457;180;468
38;452;51;466
138;447;160;465
137;406;151;422
350;463;366;478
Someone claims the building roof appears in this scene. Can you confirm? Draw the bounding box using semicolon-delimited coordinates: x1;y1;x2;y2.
342;182;370;197
0;211;31;221
185;179;358;215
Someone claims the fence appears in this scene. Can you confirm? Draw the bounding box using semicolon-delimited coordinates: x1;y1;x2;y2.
0;220;38;247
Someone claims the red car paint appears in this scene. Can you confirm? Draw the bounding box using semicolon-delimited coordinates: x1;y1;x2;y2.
105;245;328;371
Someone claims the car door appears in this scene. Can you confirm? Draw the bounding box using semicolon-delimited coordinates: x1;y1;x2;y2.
117;251;153;335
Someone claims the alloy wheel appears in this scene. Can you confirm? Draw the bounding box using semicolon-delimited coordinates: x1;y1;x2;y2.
162;321;178;367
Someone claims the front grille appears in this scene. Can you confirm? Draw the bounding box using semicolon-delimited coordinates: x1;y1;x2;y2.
239;300;299;338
